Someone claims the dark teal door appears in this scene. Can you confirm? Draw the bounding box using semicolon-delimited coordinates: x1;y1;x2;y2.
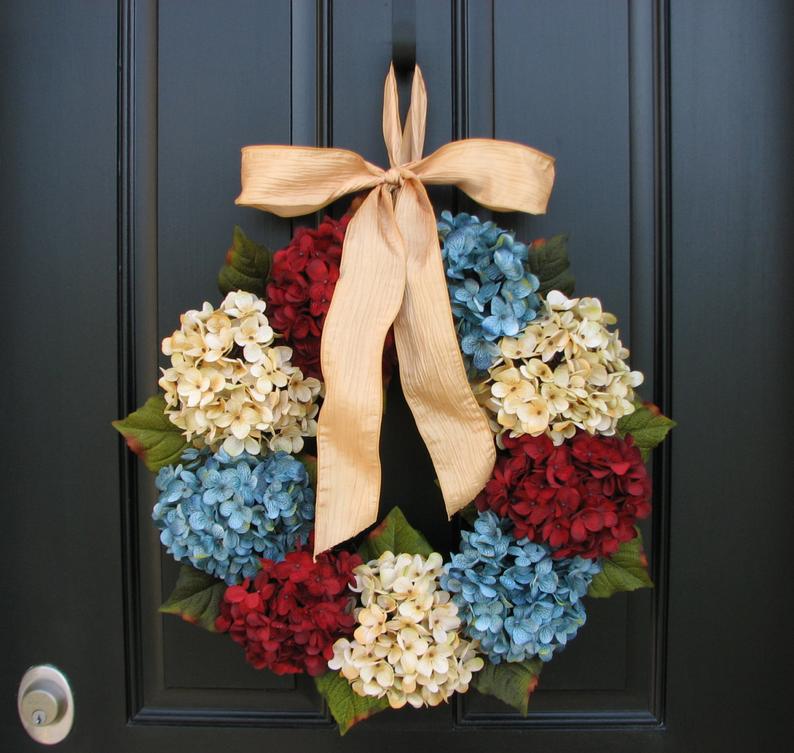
1;1;791;751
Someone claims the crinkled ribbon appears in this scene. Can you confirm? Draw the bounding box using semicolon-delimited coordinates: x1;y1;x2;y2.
236;64;555;555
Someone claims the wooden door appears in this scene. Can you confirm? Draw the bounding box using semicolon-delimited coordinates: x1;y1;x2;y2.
1;1;790;751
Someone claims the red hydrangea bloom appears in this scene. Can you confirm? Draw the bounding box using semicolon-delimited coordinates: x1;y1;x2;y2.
265;214;397;380
215;548;361;676
475;431;652;559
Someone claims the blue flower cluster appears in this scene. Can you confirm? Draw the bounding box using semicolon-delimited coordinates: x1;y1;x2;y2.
438;211;542;372
440;511;601;663
152;448;314;584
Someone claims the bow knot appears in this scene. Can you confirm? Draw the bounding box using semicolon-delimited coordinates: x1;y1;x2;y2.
236;64;556;556
382;166;413;189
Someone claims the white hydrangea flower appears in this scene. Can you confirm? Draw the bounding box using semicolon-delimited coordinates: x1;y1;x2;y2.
159;290;321;456
476;291;643;446
328;551;484;709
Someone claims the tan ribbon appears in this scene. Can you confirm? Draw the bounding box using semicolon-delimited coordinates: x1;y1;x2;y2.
236;64;555;555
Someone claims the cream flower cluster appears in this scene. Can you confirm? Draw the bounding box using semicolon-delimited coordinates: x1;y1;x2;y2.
328;551;484;709
476;290;644;445
159;291;322;456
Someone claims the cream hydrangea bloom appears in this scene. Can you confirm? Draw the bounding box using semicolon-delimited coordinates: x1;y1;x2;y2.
328;551;484;709
476;291;643;445
159;291;321;456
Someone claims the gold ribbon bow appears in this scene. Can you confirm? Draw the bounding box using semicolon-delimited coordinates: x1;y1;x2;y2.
236;64;555;555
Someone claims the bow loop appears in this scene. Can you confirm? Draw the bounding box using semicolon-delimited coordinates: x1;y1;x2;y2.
235;64;556;556
400;65;427;164
383;64;427;167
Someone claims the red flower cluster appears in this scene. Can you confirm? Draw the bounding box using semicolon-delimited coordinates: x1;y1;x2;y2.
476;431;652;559
265;214;397;380
215;549;361;676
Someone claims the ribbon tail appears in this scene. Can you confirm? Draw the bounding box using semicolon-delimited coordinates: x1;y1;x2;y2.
313;187;407;556
392;179;496;518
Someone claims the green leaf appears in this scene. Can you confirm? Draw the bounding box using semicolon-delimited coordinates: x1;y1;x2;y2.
112;395;189;472
217;225;272;296
459;502;478;526
159;565;226;632
296;453;317;489
472;658;543;716
314;671;389;735
617;401;676;460
526;234;575;296
588;528;654;598
357;506;434;562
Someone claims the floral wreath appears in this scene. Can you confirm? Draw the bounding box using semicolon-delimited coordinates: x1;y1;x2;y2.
114;65;674;735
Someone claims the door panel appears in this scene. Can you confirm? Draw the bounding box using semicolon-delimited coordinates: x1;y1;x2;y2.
2;1;790;751
147;0;324;721
460;0;658;724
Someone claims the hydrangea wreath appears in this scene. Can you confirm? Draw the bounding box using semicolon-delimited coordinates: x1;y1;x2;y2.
114;203;674;735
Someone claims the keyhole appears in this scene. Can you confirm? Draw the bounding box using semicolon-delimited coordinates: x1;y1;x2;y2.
31;710;47;726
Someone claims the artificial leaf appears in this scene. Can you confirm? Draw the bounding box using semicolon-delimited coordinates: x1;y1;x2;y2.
617;401;676;460
459;502;478;526
472;658;543;716
588;528;654;598
112;395;188;472
357;506;434;562
314;670;389;735
159;564;226;632
217;225;272;296
297;453;318;489
526;234;575;296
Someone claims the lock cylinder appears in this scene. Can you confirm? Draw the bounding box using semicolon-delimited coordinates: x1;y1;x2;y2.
17;665;74;744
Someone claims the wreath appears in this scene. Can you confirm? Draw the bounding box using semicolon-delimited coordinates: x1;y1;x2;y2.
113;65;674;735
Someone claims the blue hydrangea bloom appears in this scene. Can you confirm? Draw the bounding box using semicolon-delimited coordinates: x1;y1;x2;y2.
152;448;314;584
438;211;542;372
440;511;602;663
